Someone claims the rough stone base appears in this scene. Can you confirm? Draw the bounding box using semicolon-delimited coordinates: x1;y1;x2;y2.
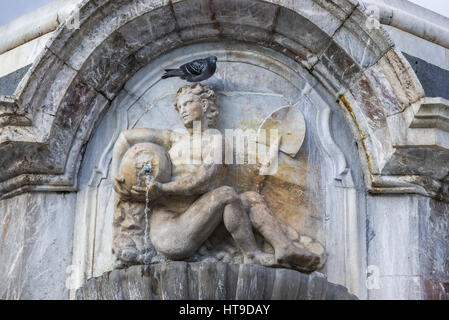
75;262;357;300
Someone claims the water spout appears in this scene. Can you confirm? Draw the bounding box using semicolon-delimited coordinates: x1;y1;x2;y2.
142;163;153;175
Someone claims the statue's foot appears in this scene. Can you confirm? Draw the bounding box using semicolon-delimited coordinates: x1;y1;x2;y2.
244;251;276;267
275;244;320;273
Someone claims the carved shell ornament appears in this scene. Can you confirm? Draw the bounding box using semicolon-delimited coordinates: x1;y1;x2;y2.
258;106;306;159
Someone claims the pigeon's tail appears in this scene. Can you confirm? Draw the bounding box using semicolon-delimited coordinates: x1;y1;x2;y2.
162;68;184;79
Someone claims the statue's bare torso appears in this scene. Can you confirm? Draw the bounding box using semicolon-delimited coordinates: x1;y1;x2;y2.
150;131;232;259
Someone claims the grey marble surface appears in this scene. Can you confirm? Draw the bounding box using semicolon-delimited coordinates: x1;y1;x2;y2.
0;192;76;299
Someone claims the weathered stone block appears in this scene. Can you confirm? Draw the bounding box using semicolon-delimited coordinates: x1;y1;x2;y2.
173;0;277;30
332;7;393;69
118;6;176;52
0;193;76;300
315;41;363;90
159;261;189;300
235;264;275;300
274;7;331;59
265;0;353;36
120;265;153;300
135;32;183;68
75;262;357;300
179;25;221;43
220;23;272;44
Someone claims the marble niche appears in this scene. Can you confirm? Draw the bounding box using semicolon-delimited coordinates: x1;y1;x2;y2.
72;42;366;300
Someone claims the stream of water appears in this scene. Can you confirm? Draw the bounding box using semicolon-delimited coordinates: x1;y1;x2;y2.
138;160;157;264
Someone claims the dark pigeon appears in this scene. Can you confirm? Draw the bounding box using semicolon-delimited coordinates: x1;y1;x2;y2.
162;56;218;82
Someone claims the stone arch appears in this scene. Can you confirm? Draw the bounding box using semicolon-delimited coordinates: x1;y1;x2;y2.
1;0;437;202
73;40;367;296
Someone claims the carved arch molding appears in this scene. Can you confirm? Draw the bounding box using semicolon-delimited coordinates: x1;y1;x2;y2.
0;0;447;201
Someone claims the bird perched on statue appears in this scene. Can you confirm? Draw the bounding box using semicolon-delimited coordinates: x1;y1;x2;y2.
161;56;218;82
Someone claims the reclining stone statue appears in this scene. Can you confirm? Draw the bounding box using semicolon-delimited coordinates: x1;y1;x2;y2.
111;83;321;273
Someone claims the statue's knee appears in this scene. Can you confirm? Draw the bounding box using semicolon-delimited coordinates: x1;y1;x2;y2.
240;191;265;206
214;186;239;203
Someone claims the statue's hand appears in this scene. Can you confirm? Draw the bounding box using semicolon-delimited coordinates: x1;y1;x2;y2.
113;175;130;197
131;181;162;202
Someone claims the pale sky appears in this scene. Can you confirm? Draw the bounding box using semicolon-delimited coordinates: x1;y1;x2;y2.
0;0;448;27
408;0;449;19
0;0;53;26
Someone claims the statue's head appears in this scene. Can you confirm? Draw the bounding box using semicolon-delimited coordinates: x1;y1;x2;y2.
174;83;219;129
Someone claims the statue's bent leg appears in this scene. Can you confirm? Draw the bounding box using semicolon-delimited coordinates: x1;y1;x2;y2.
240;191;320;272
150;186;273;265
220;188;273;265
150;186;234;259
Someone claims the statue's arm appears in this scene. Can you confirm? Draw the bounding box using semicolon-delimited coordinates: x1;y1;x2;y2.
159;135;225;195
160;163;223;196
111;128;174;180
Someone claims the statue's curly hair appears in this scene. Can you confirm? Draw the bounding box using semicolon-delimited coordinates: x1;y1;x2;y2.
174;83;219;128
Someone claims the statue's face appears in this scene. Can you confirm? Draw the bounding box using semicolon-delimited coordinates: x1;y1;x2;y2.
176;92;203;128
